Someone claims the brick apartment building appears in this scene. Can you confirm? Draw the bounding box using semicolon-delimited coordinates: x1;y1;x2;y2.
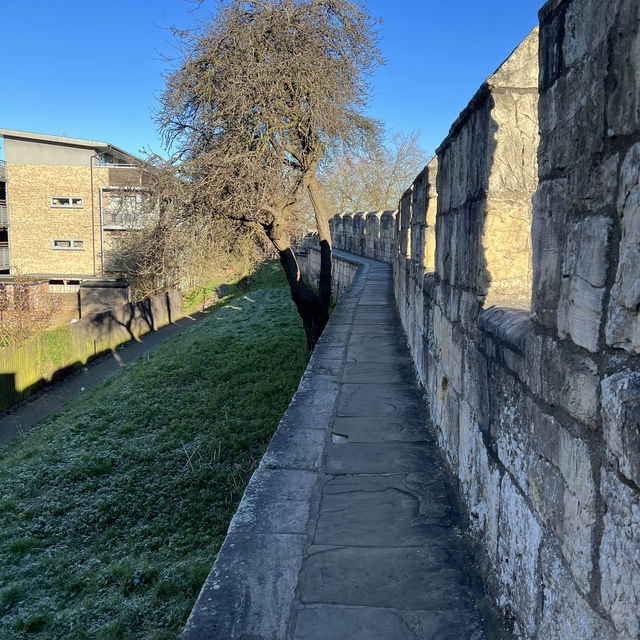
0;129;149;295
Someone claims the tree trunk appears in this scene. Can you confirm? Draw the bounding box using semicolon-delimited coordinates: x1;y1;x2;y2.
308;178;332;315
278;246;328;350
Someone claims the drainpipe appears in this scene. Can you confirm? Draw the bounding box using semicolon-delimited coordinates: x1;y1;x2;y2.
99;188;105;276
90;155;98;276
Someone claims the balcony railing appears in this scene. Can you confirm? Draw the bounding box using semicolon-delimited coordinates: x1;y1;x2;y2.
0;203;7;225
0;161;6;180
0;245;10;270
102;211;149;229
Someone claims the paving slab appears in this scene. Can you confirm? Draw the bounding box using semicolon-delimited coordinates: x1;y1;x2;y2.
337;383;421;417
341;361;416;385
325;442;438;474
313;473;451;545
299;545;476;610
353;307;398;324
293;606;486;640
346;340;412;364
357;295;396;306
331;416;433;442
349;324;400;337
262;427;326;471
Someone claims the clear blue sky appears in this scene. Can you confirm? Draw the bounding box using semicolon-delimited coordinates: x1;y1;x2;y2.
1;0;542;159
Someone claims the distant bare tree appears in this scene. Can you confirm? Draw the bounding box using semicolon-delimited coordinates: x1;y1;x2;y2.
156;0;383;348
321;131;429;212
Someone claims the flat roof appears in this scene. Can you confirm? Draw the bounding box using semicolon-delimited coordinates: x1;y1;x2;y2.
0;128;137;162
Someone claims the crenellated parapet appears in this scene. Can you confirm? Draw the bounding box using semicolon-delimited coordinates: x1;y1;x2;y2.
330;210;397;263
328;3;640;638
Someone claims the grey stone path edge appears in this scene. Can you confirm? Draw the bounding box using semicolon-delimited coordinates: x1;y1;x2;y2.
182;254;509;640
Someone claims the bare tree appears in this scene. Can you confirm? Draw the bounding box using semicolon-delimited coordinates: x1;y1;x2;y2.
105;158;270;302
321;130;429;212
156;0;383;348
0;274;56;347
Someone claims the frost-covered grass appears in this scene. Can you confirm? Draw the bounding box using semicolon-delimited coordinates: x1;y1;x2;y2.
0;261;308;639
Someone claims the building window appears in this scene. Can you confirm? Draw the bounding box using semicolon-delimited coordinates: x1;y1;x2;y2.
53;239;85;250
51;196;83;208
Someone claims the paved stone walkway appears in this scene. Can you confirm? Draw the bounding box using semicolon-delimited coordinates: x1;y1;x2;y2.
184;256;508;640
289;260;503;640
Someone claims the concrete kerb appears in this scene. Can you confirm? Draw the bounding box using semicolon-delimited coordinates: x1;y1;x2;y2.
181;258;370;640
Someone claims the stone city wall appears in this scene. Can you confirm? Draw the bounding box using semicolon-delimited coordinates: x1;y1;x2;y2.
329;210;396;264
329;2;640;638
297;247;360;302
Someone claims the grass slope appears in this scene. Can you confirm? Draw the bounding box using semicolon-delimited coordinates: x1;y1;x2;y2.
0;262;308;639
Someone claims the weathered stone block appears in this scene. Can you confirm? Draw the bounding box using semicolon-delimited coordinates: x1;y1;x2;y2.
441;386;460;473
437;105;492;212
538;51;607;177
457;401;501;566
606;143;640;353
557;216;612;352
541;335;600;428
607;0;640;137
600;463;640;639
497;473;543;638
531;177;569;327
462;344;489;423
524;328;544;397
492;385;596;592
441;326;464;393
562;0;620;66
568;153;619;213
490;367;529;481
538;3;564;91
483;200;533;308
557;276;606;352
488;90;539;200
538;543;617;640
529;402;596;591
602;372;640;486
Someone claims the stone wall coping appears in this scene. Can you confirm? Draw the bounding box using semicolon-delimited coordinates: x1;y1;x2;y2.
478;306;532;353
182;253;369;639
302;245;363;269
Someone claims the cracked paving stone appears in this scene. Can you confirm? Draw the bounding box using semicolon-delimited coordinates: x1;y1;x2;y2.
331;416;433;443
299;545;476;611
313;473;452;545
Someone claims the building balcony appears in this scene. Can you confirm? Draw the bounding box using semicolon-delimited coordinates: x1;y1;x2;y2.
0;161;5;180
0;203;7;225
0;245;10;270
102;210;149;230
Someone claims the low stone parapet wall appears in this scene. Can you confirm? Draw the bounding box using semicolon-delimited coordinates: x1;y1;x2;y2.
182;258;369;639
297;246;360;301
